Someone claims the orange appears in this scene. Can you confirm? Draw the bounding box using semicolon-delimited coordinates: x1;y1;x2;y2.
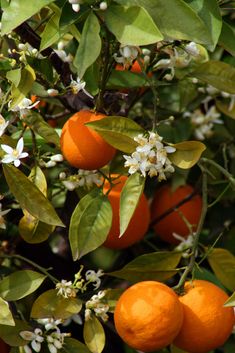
103;175;150;249
60;110;116;170
114;281;184;352
30;95;46;108
0;338;10;353
174;280;234;353
151;184;202;244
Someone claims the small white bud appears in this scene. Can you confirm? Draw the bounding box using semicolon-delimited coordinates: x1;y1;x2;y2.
142;48;151;56
144;55;150;64
72;3;80;11
57;41;65;51
51;154;64;162
100;2;107;10
47;89;59;97
32;48;38;55
59;172;66;180
45;160;56;168
18;43;26;50
69;0;79;3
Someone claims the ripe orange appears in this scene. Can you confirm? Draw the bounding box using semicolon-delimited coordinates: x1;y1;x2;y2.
0;338;10;353
60;110;116;170
103;175;150;249
30;95;46;108
114;281;184;352
151;184;202;244
174;280;234;353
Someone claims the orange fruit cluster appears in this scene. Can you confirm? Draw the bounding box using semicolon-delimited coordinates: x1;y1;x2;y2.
151;184;202;244
114;280;234;353
103;175;150;249
60;110;116;170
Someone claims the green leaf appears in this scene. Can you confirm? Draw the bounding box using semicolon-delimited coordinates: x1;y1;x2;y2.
74;12;101;78
219;21;235;57
224;291;235;307
9;65;36;109
83;316;105;353
120;173;145;237
169;141;206;169
0;57;14;71
115;0;210;44
69;190;112;260
31;289;82;319
192;61;235;94
62;338;92;353
25;112;60;147
1;0;54;35
86;116;145;153
6;69;21;87
40;11;68;51
107;70;148;89
3;164;64;227
185;0;222;50
208;248;235;292
59;2;89;28
108;251;182;282
0;319;31;346
104;5;163;45
0;270;46;301
0;298;15;326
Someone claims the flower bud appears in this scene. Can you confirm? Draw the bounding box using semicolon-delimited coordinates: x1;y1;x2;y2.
100;1;107;10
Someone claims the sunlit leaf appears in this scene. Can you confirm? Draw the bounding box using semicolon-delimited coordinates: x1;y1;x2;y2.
192;61;235;94
120;173;145;236
0;298;15;326
1;0;54;35
62;338;92;353
216;100;235;120
105;5;163;45
0;270;46;301
6;68;21;87
3;164;64;227
19;213;55;243
108;251;182;282
86;116;145;153
69;189;112;260
208;248;235;292
40;10;68;51
114;0;211;44
31;289;82;319
169;141;206;169
0;319;31;346
74;12;101;78
83;316;105;353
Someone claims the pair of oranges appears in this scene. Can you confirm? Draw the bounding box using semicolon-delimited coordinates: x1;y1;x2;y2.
60;110;203;249
114;279;235;353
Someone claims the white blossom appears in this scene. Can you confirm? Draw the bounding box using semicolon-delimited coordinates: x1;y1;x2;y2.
51;154;64;162
0;115;9;137
46;331;69;353
37;318;62;331
62;313;83;327
9;97;39;118
20;328;44;353
186;106;223;140
114;45;139;68
55;279;77;298
85;269;104;290
123;132;175;181
61;170;102;191
185;42;200;57
69;76;93;98
85;290;109;322
1;137;28;167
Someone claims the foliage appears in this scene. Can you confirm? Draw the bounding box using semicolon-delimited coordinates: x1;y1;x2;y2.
0;0;235;352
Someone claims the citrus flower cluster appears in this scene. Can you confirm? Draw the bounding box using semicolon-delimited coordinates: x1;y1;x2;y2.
185;106;222;140
85;290;109;322
20;319;70;353
60;169;102;191
114;45;139;68
9;97;39;118
123;131;176;180
55;267;104;298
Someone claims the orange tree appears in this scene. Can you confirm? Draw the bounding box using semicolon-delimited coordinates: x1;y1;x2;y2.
0;1;235;353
